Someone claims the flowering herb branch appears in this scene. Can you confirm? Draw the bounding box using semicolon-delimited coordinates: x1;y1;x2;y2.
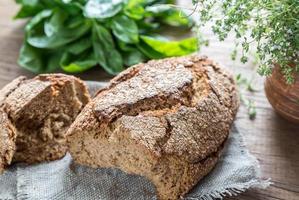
236;74;258;120
193;0;299;83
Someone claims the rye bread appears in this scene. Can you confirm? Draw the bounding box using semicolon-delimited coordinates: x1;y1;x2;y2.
0;74;90;164
67;55;239;200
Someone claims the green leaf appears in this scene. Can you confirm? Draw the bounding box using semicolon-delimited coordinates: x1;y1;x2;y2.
161;9;191;27
44;9;68;37
247;100;256;120
65;15;85;28
47;50;64;72
111;14;139;44
123;50;146;66
137;40;165;59
84;0;123;19
60;35;96;73
92;23;124;74
15;0;44;19
117;40;136;52
124;0;145;20
25;10;52;32
18;42;62;73
145;5;173;15
145;0;175;5
145;5;192;27
139;35;198;58
27;11;91;49
55;1;82;15
15;0;82;18
67;37;92;55
137;21;160;34
61;50;97;73
18;42;43;73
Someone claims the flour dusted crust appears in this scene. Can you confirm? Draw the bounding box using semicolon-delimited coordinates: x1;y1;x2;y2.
67;55;239;200
0;74;90;165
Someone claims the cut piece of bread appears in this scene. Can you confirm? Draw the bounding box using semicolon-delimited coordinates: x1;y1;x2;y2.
0;74;90;164
0;109;16;174
67;55;239;200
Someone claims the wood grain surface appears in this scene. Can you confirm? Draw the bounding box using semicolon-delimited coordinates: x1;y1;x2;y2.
0;1;299;200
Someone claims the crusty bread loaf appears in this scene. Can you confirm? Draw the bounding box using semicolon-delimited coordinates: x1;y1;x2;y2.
67;55;239;200
0;74;90;165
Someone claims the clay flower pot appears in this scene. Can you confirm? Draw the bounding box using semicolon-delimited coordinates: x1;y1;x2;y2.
265;65;299;124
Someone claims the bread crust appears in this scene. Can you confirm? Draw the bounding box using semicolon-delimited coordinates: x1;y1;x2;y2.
67;55;239;199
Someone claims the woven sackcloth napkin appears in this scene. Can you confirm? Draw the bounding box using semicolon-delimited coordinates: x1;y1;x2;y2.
0;81;270;200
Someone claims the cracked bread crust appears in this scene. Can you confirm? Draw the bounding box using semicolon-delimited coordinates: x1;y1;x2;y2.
67;55;239;199
0;74;90;164
0;76;27;107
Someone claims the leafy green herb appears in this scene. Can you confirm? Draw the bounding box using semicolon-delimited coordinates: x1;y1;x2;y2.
18;42;43;73
194;0;299;84
14;0;43;19
84;0;124;19
123;50;146;66
139;36;198;58
15;0;197;74
60;36;96;73
236;73;258;119
61;51;97;73
145;4;191;27
124;0;145;20
111;14;139;44
243;98;257;120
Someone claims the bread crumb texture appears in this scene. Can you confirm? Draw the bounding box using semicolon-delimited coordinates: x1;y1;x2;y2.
67;55;240;200
0;109;16;174
0;74;90;166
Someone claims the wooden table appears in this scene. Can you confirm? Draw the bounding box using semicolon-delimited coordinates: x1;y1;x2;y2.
1;1;299;200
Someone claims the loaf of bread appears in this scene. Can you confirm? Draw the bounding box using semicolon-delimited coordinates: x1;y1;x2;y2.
67;55;239;199
0;74;90;166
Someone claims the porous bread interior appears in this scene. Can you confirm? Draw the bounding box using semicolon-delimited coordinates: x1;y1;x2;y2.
10;75;89;163
69;122;220;200
68;65;219;200
69;116;220;200
0;110;16;174
13;112;72;163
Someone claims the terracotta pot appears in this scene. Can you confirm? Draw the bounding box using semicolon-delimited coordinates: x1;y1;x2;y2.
264;65;299;124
